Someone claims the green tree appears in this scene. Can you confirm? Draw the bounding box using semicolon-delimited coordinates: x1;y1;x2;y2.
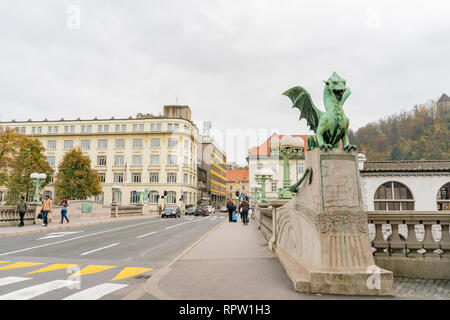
4;137;53;204
54;148;102;201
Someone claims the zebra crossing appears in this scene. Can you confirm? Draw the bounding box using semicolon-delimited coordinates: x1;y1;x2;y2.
0;260;152;300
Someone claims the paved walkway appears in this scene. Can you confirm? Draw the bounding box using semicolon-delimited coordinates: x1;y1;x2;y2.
0;215;157;239
137;216;450;300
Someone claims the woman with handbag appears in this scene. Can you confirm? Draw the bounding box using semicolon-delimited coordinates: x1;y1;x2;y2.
60;198;69;224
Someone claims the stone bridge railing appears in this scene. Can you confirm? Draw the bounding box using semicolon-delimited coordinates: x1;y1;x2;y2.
111;205;145;217
368;211;450;279
0;205;38;227
254;203;450;280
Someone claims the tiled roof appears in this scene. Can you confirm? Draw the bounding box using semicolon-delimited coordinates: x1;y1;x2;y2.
438;93;450;103
226;169;249;182
362;160;450;172
248;134;310;157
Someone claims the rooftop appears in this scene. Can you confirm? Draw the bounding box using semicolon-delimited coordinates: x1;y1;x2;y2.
227;169;249;182
361;160;450;172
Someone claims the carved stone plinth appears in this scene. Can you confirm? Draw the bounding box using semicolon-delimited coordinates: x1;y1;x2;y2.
275;149;393;295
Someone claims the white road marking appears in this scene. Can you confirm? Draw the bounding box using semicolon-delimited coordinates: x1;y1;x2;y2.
0;276;31;287
0;279;79;300
79;243;120;256
0;219;166;256
136;231;157;239
38;231;83;240
165;219;202;230
63;283;128;300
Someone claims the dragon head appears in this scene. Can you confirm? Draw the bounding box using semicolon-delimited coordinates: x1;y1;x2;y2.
323;72;347;102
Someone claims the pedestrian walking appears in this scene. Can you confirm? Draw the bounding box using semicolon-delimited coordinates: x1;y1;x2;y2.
240;198;250;225
226;200;234;222
17;196;28;227
59;198;69;224
41;195;52;227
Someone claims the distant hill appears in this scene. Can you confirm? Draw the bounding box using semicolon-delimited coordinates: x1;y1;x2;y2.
348;94;450;161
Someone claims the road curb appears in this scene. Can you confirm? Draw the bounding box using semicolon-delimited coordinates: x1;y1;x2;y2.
0;215;158;239
122;218;227;300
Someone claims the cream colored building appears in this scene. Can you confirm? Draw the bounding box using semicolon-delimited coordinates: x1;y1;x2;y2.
0;105;199;210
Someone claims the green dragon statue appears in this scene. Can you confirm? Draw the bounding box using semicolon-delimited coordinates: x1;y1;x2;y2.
283;72;356;151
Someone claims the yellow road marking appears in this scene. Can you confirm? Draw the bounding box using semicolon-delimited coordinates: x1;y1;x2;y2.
26;264;78;275
0;261;10;264
111;267;153;281
69;265;116;278
0;262;45;271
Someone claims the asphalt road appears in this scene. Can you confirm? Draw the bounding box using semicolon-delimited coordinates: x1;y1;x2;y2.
0;212;226;300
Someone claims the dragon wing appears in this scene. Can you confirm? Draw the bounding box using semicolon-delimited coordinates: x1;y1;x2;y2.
282;86;323;132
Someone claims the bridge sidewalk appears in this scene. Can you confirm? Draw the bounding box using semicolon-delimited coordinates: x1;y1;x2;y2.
139;216;383;300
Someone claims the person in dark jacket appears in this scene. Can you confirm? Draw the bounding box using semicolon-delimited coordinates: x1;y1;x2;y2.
226;200;235;222
240;199;250;225
17;196;28;227
59;198;70;224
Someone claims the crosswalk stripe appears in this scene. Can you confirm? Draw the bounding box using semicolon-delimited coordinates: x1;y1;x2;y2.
0;262;45;271
0;279;78;300
69;265;116;278
26;264;78;275
0;276;31;287
63;283;128;300
111;267;153;281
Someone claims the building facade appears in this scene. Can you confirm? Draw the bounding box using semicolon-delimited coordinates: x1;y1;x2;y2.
226;169;249;206
0;105;199;210
198;136;227;208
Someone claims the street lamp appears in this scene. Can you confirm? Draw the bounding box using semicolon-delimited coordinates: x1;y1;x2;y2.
112;185;121;205
278;136;304;199
254;169;273;204
29;172;47;202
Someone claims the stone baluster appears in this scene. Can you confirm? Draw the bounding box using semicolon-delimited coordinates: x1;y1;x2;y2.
440;222;450;259
405;221;421;257
422;221;439;257
372;221;388;256
389;221;406;256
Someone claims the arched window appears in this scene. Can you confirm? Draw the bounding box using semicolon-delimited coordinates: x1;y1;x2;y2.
167;191;176;204
437;182;450;211
374;181;414;211
113;191;122;204
130;191;140;204
149;191;159;204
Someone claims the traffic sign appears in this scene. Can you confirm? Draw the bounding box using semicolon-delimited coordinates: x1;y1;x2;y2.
236;185;240;189
241;193;246;198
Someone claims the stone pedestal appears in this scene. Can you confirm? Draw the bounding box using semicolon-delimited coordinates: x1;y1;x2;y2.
275;149;393;295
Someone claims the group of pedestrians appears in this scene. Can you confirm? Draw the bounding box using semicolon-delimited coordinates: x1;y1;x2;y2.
226;198;250;226
16;196;70;227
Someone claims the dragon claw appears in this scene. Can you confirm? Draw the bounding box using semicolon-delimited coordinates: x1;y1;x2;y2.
320;144;333;151
344;144;357;152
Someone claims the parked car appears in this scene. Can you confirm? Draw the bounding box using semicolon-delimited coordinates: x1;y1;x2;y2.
185;206;195;215
220;206;227;212
206;205;215;214
194;205;209;216
162;206;181;218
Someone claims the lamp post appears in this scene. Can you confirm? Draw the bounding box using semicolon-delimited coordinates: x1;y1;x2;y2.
255;169;273;204
112;185;121;205
278;136;304;199
29;172;47;203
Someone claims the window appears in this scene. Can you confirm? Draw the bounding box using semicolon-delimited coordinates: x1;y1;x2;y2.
98;173;106;183
115;124;120;132
167;173;177;183
149;191;159;203
271;164;278;173
151;138;160;148
98;125;103;132
54;126;59;133
131;173;141;183
150;155;160;166
47;156;55;167
167;191;176;204
168;123;173;131
81;140;90;150
114;155;125;166
37;127;42;134
112;190;122;204
87;125;92;133
31;127;36;134
82;125;86;133
64;140;73;150
115;139;125;149
98;139;107;149
271;181;278;192
174;123;179;131
184;156;189;166
132;155;142;166
184;140;189;150
151;123;161;132
130;191;140;204
70;126;75;133
257;163;263;170
133;139;143;149
437;182;450;211
149;172;159;183
64;126;69;133
121;125;126;132
184;173;188;184
168;155;178;165
48;126;53;134
133;124;138;132
97;156;107;166
139;124;144;132
374;181;414;211
114;173;124;183
21;127;26;134
298;163;304;174
104;125;109;132
230;186;233;190
168;138;178;148
47;140;56;150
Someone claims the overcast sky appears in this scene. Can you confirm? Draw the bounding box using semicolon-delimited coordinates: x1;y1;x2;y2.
0;0;449;164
